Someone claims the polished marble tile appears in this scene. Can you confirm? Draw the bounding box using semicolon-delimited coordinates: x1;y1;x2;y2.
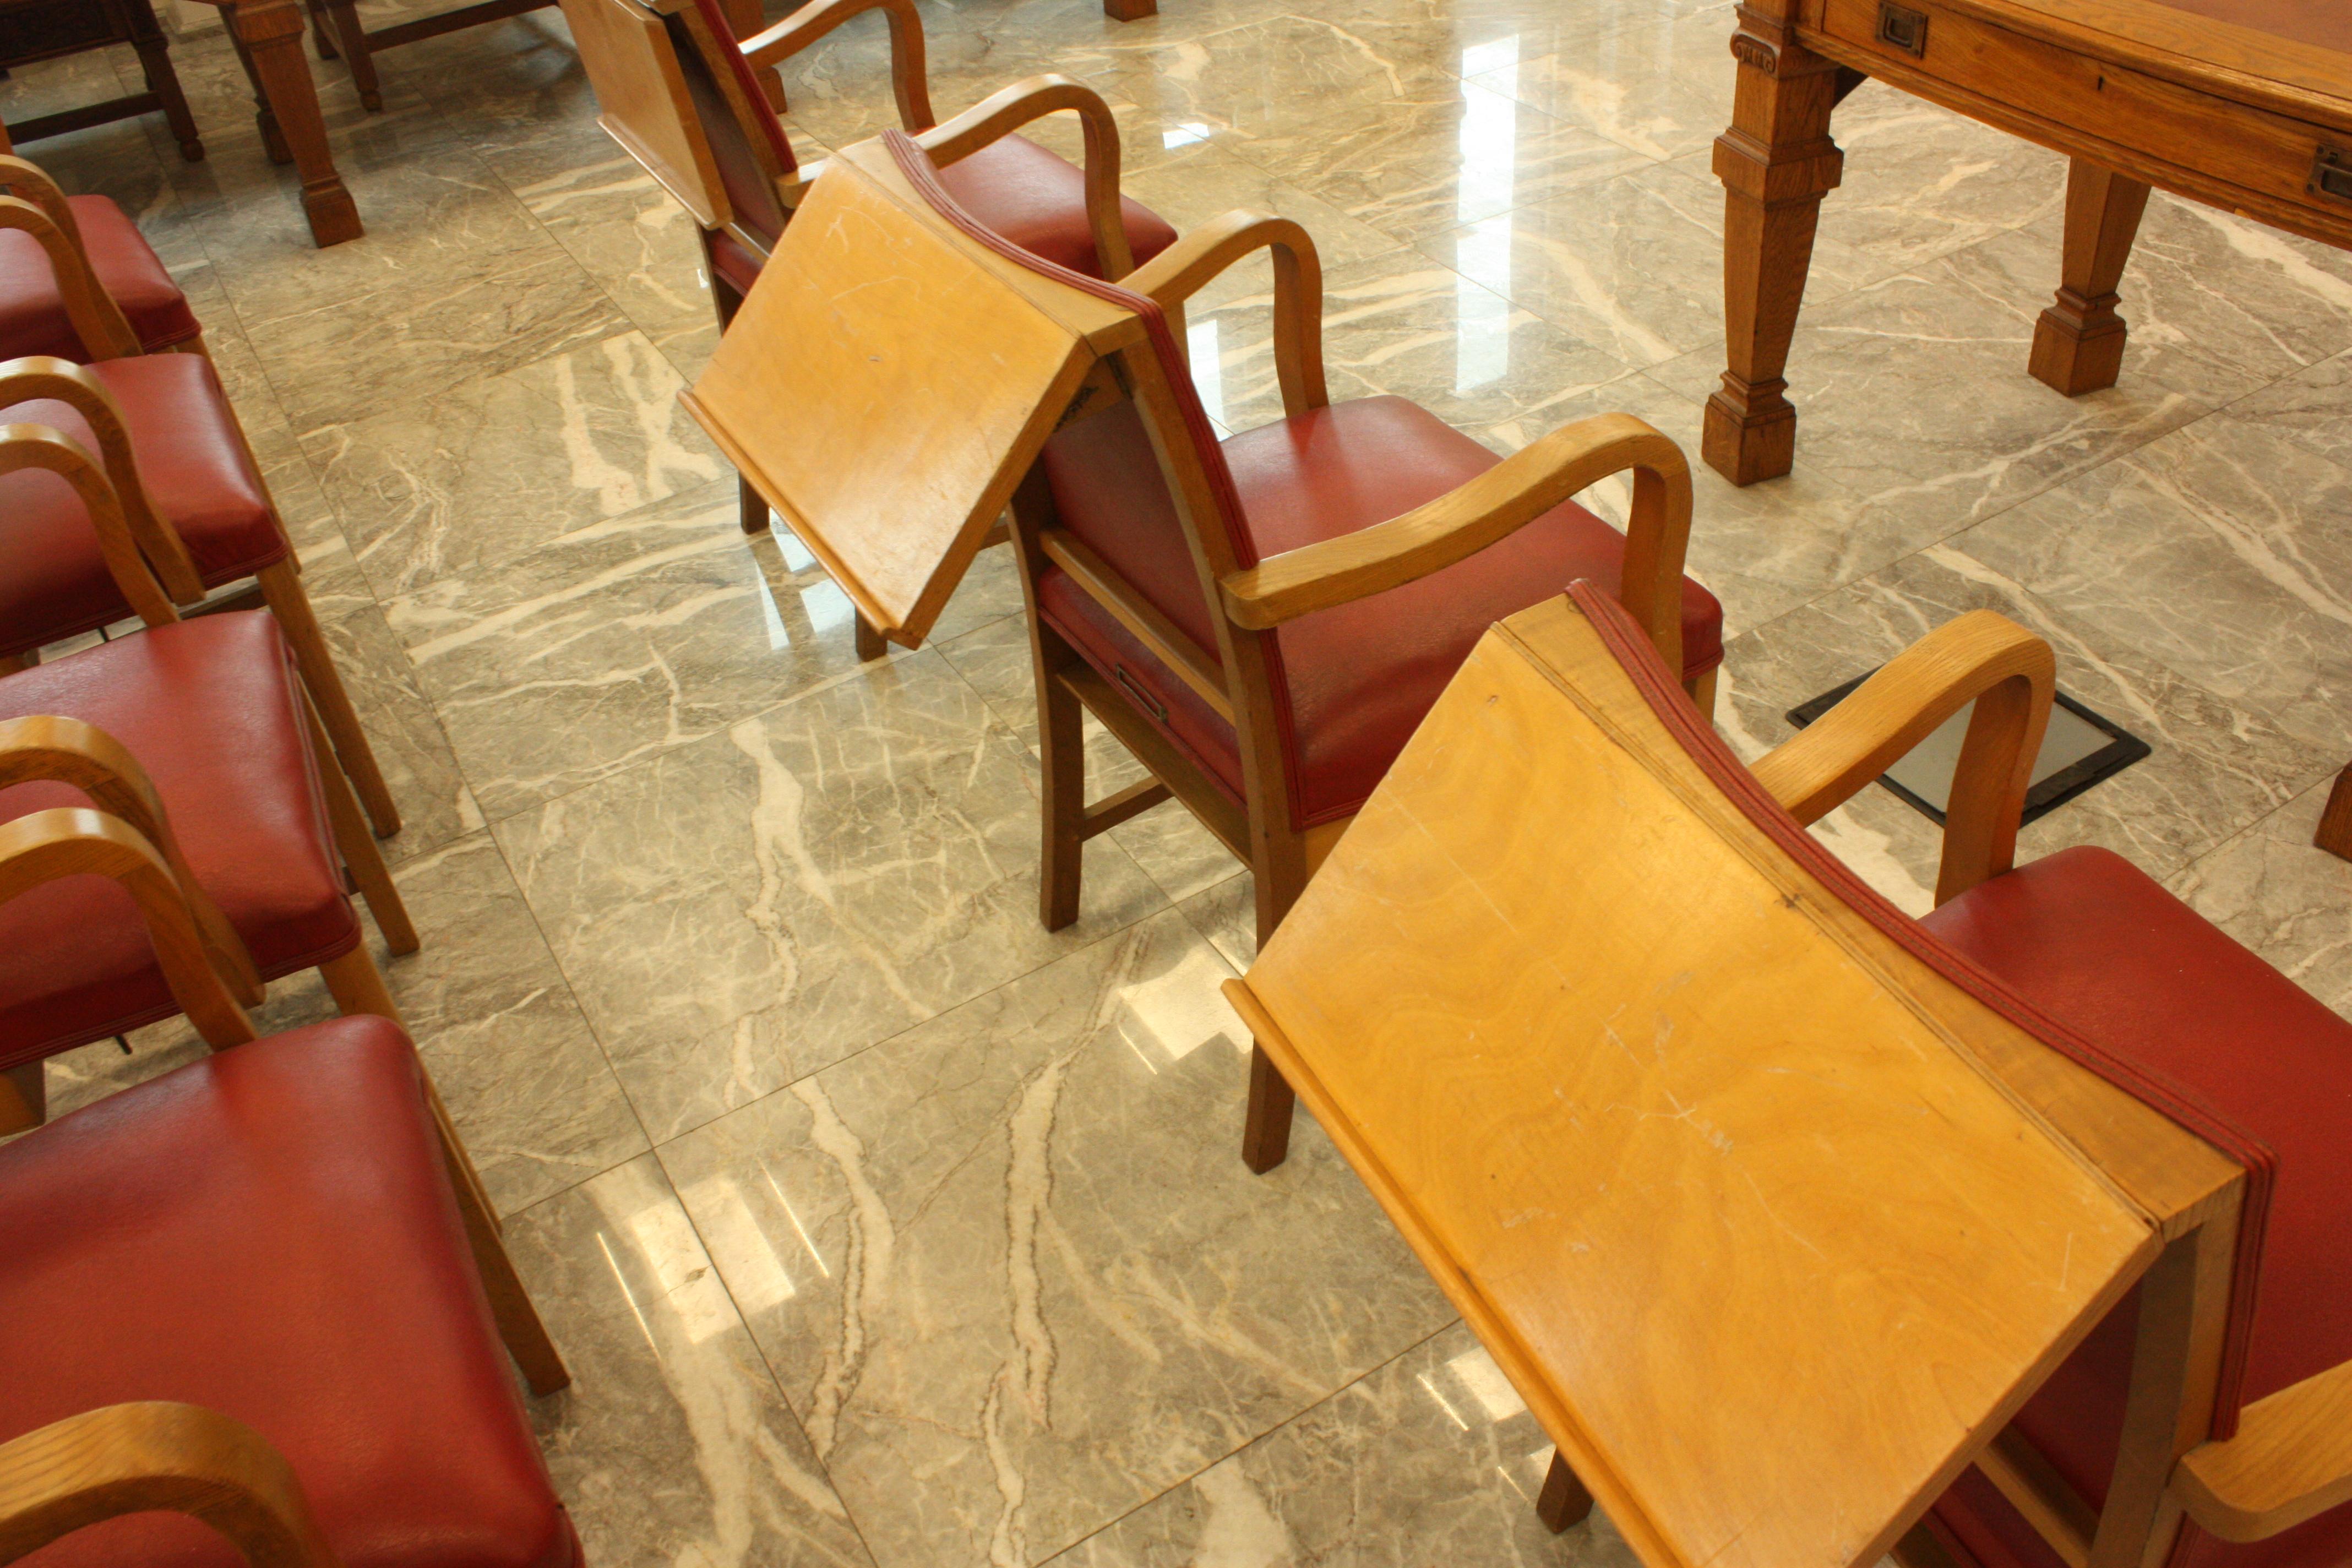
1815;81;2066;276
510;146;735;345
385;481;875;815
1950;412;2352;756
1648;255;2215;540
496;650;1169;1142
1100;14;1462;142
1234;77;1648;249
306;328;726;596
508;1154;879;1567
2228;351;2352;472
247;247;631;433
660;908;1454;1568
1049;1324;1625;1568
1467;2;1731;163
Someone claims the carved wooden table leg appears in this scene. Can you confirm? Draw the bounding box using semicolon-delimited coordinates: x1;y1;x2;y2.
228;0;362;246
2315;764;2352;861
1705;7;1845;487
2029;159;2152;396
1537;1452;1594;1533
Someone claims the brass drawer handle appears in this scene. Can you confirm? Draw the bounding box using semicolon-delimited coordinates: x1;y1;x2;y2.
2313;146;2352;205
1114;665;1167;722
1877;0;1928;55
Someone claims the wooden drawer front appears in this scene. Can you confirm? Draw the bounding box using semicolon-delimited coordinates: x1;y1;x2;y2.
1814;0;2350;230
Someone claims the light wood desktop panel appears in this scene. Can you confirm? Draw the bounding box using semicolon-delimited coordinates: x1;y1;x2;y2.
1238;600;2161;1568
559;0;725;228
681;151;1096;646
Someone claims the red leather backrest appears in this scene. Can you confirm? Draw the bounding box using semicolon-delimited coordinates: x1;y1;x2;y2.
673;0;791;246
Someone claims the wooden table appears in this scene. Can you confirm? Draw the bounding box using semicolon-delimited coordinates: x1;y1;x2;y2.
1705;0;2352;484
216;0;361;246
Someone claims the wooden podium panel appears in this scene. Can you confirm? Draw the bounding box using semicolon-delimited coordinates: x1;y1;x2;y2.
679;141;1132;647
1228;596;2165;1568
560;0;725;228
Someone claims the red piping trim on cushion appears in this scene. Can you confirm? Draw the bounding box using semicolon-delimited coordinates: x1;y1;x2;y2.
879;129;1319;827
1564;578;2274;1451
685;0;799;177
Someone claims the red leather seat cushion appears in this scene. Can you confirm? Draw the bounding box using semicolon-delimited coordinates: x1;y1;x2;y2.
0;1016;581;1568
937;134;1178;280
1038;395;1724;825
0;194;200;361
0;351;284;657
0;613;356;1068
1919;845;2352;1568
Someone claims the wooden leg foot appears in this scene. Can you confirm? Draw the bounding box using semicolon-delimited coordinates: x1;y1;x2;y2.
1241;1042;1295;1173
1102;0;1155;18
1038;671;1085;930
2316;765;2352;862
1537;1452;1595;1533
230;0;363;246
1702;385;1796;487
853;612;888;663
2028;160;2150;398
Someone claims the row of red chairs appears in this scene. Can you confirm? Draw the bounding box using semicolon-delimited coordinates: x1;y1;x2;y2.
0;158;584;1568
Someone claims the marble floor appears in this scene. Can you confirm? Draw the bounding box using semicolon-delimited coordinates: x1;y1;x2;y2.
8;0;2352;1561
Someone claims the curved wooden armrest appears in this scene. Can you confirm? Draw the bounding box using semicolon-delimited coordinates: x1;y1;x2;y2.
1218;413;1692;669
0;715;263;1004
1751;609;2053;905
741;0;933;132
0;197;137;361
1121;210;1326;417
0;808;257;1047
913;75;1135;279
0;156;78;239
2172;1359;2352;1543
0;355;204;602
0;423;179;629
0;1402;337;1568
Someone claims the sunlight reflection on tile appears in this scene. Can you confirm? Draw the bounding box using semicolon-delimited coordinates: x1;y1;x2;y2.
1454;38;1520;392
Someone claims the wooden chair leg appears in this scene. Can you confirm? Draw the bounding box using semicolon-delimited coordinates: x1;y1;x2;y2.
437;1098;571;1396
319;0;381;111
853;613;886;661
1685;666;1718;723
319;945;502;1249
2315;764;2352;862
0;1060;44;1134
1240;1041;1295;1173
130;32;204;161
1038;669;1086;931
1538;1452;1595;1533
259;560;401;839
738;475;770;536
0;650;32;676
304;0;336;56
301;695;420;955
221;17;293;165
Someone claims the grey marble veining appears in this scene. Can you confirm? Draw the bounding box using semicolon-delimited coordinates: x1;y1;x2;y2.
496;650;1169;1143
305;328;725;596
660;908;1454;1568
507;1154;880;1567
1951;412;2352;758
1048;1323;1627;1567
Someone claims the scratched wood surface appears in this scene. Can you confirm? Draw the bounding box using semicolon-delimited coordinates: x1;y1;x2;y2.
1234;595;2162;1568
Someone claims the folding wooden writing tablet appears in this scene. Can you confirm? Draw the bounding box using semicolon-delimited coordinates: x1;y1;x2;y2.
561;0;726;228
1224;592;2245;1568
679;138;1141;648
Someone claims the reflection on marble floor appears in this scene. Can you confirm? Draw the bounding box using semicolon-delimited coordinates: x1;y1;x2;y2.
7;0;2352;1557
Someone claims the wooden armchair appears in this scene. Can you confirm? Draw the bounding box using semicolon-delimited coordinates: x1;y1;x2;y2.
0;322;401;839
0;153;205;363
0;814;575;1567
1226;582;2352;1568
561;0;1177;623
